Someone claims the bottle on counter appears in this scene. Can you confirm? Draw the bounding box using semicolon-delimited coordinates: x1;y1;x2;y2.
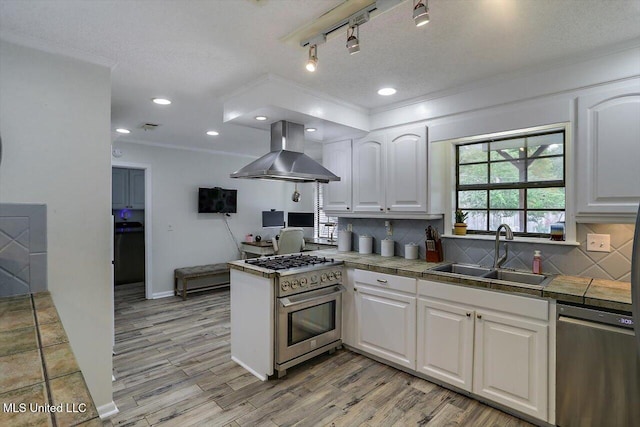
532;250;542;274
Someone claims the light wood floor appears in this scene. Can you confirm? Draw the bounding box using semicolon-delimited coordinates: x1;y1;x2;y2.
106;282;534;427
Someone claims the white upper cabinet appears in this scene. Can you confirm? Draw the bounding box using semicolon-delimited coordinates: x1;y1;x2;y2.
386;126;428;212
322;140;352;212
576;79;640;222
352;133;386;213
323;124;443;218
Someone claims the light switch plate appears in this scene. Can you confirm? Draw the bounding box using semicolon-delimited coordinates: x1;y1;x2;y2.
587;233;610;252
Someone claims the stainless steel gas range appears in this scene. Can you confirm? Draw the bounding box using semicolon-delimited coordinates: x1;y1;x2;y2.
244;254;344;377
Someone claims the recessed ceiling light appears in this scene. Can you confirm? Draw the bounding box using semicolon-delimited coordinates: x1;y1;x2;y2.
116;128;130;134
206;130;220;136
255;116;268;121
377;87;397;96
306;128;317;132
152;98;172;105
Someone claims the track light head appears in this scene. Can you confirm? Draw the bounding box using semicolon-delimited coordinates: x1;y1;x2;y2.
306;44;318;72
346;25;360;55
413;0;430;27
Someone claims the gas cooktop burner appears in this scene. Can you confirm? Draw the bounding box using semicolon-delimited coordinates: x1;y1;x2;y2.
245;254;336;271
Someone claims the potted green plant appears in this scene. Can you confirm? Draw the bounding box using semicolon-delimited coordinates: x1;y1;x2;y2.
454;209;469;235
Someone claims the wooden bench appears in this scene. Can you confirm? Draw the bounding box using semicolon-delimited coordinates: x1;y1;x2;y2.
174;263;230;300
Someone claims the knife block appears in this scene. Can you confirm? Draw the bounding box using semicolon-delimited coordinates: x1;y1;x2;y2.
426;239;443;262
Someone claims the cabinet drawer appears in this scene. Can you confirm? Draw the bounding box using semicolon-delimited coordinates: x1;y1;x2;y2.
354;269;416;294
418;279;548;321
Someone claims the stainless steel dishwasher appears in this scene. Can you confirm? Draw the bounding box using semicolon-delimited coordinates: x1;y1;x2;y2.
556;304;639;427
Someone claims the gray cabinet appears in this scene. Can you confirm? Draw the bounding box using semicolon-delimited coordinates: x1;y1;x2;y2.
112;168;145;209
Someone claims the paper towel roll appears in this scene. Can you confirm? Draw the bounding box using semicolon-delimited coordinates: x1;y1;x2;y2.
359;236;372;254
338;231;352;252
381;239;394;257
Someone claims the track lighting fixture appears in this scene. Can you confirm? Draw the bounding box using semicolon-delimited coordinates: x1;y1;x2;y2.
413;0;430;27
346;25;360;55
306;44;318;72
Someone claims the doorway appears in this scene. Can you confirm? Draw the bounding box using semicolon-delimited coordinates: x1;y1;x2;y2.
111;162;152;300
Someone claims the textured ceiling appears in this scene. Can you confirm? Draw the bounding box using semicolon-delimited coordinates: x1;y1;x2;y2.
1;0;640;157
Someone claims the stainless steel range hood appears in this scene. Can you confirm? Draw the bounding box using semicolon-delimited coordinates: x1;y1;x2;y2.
230;121;340;183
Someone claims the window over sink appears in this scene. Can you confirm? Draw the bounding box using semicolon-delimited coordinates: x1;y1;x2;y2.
455;128;566;237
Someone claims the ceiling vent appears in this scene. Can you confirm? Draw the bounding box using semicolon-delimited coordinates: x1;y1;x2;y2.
141;123;160;131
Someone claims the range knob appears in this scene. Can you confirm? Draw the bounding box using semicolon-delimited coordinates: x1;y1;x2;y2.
291;279;299;289
335;271;342;280
328;272;335;281
310;275;318;283
321;273;328;282
281;281;290;291
299;277;308;287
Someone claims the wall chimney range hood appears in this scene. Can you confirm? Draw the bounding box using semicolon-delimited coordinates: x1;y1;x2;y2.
230;121;340;183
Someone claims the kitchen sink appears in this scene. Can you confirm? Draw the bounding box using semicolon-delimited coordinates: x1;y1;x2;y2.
429;263;553;287
430;263;493;277
482;269;552;286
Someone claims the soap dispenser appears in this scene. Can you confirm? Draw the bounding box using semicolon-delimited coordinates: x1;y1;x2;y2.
532;250;542;274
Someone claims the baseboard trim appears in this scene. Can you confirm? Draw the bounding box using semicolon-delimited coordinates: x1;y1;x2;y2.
97;401;119;419
231;356;268;381
151;290;175;299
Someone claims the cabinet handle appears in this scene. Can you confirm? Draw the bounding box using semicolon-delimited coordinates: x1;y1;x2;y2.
466;312;471;317
379;208;383;211
477;314;482;319
354;287;358;292
376;279;388;284
387;208;390;210
346;207;350;210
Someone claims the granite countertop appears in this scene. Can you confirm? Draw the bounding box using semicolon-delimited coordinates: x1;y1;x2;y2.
0;292;100;427
228;249;633;312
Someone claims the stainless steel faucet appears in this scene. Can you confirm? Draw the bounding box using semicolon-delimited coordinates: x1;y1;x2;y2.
494;224;514;269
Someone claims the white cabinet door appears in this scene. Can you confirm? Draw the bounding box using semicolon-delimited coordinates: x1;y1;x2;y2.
576;80;640;220
352;134;385;213
473;310;548;420
322;140;352;212
354;285;416;369
129;169;145;209
386;126;427;212
112;167;129;209
416;298;474;391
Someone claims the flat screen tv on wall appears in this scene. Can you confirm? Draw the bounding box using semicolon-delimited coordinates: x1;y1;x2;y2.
198;187;237;213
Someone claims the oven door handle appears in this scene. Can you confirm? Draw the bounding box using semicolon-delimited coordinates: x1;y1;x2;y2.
279;285;345;308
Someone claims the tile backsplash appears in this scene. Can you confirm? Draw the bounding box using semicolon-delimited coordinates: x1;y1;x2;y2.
338;218;444;260
0;204;48;297
338;219;635;282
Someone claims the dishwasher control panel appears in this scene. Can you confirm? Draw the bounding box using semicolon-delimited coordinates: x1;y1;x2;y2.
558;304;634;330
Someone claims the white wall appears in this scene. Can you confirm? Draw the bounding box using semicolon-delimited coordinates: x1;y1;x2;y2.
370;44;640;133
0;41;113;409
111;141;314;297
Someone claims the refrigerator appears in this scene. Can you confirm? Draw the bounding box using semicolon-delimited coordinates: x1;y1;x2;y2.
633;204;640;356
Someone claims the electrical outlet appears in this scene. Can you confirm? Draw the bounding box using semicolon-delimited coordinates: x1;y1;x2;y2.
587;233;610;252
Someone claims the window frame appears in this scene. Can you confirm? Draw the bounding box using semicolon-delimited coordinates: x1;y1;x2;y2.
315;183;338;239
451;124;571;239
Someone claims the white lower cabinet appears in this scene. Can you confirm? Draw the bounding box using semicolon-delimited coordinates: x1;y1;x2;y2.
343;271;550;422
417;279;549;421
416;298;474;390
352;270;416;369
473;310;548;421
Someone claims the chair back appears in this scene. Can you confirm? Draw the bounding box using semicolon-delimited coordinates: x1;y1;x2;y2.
273;227;305;255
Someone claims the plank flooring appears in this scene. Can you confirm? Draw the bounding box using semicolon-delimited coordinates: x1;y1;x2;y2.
106;282;534;427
